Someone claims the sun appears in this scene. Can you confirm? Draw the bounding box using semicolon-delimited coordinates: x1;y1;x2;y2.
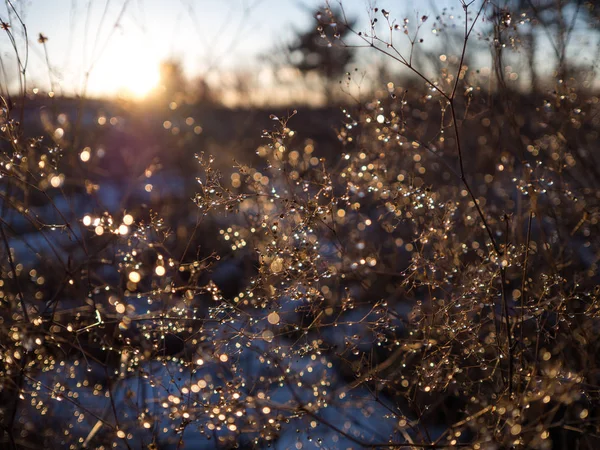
88;47;161;100
118;59;161;99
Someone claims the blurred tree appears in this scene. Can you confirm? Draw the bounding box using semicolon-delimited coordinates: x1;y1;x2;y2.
287;7;357;103
194;76;217;105
158;61;220;106
495;0;600;91
157;59;188;104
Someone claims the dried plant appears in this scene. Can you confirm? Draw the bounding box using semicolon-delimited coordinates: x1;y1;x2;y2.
0;1;599;449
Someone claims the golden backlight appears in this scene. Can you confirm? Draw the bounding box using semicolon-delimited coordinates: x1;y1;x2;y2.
87;48;160;100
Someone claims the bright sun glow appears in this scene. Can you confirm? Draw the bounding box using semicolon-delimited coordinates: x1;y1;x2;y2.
87;42;160;100
119;61;160;99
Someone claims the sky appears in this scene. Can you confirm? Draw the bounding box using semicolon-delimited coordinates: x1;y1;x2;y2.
0;0;477;99
0;0;594;100
0;0;380;98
